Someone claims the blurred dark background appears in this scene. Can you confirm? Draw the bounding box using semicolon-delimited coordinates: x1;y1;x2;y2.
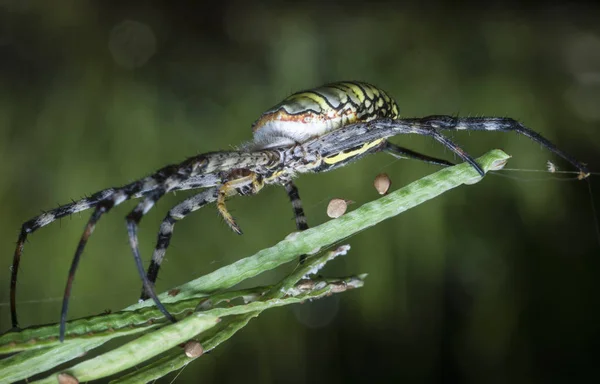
1;1;600;383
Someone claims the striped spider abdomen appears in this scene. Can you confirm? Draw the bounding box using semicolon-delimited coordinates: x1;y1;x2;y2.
250;81;400;149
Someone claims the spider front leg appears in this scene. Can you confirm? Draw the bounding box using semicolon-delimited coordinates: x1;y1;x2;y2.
140;188;218;301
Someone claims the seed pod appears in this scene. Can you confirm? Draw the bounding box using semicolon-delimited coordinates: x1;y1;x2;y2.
184;340;204;358
374;173;391;195
327;198;348;218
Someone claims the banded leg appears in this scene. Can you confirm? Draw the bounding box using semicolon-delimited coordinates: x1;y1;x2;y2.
9;150;278;332
11;186;136;333
125;190;178;325
141;188;219;301
416;116;590;177
284;181;310;264
59;186;158;341
217;171;265;235
285;181;308;232
383;142;454;167
59;199;117;341
309;116;588;178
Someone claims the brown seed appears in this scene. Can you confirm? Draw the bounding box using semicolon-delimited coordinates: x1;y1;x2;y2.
327;198;348;218
58;373;79;384
184;340;204;358
374;173;391;195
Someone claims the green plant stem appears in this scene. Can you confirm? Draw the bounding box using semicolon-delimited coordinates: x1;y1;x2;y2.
111;245;356;383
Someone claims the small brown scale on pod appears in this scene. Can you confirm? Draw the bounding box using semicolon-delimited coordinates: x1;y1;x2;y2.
327;198;353;218
184;340;204;358
374;173;391;195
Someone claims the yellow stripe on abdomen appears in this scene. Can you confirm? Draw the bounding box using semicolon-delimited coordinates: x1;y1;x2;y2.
323;139;385;165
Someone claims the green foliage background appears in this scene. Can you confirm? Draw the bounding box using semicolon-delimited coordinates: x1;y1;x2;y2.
0;1;599;382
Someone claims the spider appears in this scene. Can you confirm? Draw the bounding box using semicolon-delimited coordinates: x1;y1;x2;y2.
7;81;589;342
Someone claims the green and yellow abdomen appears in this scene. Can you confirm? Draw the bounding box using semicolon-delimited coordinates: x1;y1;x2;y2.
250;81;399;149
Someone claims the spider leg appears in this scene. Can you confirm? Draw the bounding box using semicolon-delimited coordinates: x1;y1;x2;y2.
59;199;116;341
285;181;309;232
19;170;187;336
125;190;178;325
140;188;218;301
57;171;219;337
417;116;590;177
183;150;281;176
10;150;279;331
217;172;265;235
383;142;454;167
11;186;137;330
424;129;485;175
310;120;485;176
166;173;220;193
283;181;311;264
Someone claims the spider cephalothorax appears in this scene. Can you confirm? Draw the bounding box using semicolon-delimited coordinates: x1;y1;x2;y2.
7;81;589;341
